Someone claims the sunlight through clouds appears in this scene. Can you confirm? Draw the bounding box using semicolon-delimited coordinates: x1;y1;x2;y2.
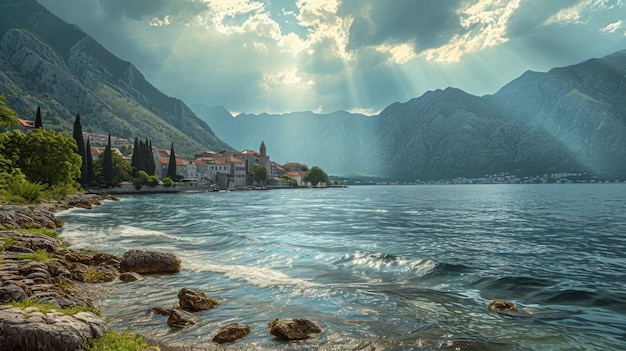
36;0;626;114
424;0;521;63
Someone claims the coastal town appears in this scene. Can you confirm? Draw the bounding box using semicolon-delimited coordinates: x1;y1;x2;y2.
12;117;327;191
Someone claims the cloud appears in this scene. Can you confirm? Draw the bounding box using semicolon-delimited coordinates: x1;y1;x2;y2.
36;0;626;115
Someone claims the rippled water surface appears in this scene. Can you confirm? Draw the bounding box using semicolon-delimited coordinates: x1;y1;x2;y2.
58;185;626;350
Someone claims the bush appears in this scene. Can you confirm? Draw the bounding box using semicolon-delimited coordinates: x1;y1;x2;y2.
146;175;159;187
45;182;82;201
161;177;174;187
0;170;45;203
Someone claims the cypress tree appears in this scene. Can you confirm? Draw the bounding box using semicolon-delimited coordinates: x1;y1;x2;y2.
72;113;87;184
86;137;93;184
147;140;155;175
34;107;42;129
131;137;140;173
103;132;113;186
167;142;176;179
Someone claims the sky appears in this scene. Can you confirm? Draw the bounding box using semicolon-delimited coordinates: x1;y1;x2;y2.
38;0;626;115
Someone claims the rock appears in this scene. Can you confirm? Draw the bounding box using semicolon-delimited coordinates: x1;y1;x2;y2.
268;318;323;340
30;291;93;309
149;307;173;316
177;288;219;312
119;249;181;274
0;205;63;230
119;272;143;282
166;309;200;328
212;323;251;344
487;300;518;313
67;262;118;283
0;305;108;351
0;284;28;303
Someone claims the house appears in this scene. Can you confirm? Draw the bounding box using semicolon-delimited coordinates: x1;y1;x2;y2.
287;171;303;186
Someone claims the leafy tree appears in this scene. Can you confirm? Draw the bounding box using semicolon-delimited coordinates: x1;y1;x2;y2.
0;95;18;128
303;166;329;186
0;129;81;186
102;133;113;186
252;165;268;185
93;150;130;187
72;113;87;184
167;142;177;179
34;107;42;129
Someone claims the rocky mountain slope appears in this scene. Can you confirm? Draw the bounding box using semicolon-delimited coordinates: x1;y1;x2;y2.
0;0;229;156
196;50;626;179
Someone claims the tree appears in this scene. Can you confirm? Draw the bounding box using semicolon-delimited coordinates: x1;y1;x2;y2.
131;137;141;173
0;95;18;128
167;142;177;179
303;166;329;186
0;129;81;186
102;132;113;186
72;113;87;184
93;151;130;186
252;165;268;185
34;107;42;129
86;137;93;184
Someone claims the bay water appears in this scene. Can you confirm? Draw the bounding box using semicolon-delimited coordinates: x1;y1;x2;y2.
57;185;626;350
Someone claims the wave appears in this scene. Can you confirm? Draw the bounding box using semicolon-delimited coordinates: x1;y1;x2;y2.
115;225;189;242
334;251;437;274
183;257;320;290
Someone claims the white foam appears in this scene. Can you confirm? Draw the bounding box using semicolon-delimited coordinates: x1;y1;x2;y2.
184;256;320;289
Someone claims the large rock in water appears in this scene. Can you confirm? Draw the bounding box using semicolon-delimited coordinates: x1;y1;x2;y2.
177;288;220;312
268;318;323;340
212;323;251;344
119;250;181;274
0;306;108;351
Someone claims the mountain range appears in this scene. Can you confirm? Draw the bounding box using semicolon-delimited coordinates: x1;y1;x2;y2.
195;51;626;179
2;0;625;180
0;0;229;156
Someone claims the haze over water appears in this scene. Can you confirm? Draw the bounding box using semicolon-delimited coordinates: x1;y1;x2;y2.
58;185;626;350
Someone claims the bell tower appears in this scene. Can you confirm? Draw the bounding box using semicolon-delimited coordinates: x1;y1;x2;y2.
260;140;266;157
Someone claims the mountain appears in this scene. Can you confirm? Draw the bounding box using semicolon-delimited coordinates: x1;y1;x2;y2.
192;105;380;176
0;0;229;156
195;50;626;179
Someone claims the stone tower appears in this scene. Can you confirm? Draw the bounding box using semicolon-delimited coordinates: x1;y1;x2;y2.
260;140;266;157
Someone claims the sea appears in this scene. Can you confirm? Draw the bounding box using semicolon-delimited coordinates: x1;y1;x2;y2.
56;184;626;350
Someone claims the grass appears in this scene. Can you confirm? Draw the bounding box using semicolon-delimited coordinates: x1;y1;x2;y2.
84;330;158;351
18;249;51;261
10;298;98;315
17;228;59;239
2;237;17;251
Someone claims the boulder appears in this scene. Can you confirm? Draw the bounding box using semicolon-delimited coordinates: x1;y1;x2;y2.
212;323;251;344
268;318;323;340
0;284;28;303
177;288;219;312
119;272;143;282
119;250;181;274
166;309;200;328
487;300;518;313
0;306;108;351
0;206;63;230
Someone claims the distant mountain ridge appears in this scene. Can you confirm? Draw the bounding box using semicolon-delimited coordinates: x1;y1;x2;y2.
0;0;229;156
195;50;626;179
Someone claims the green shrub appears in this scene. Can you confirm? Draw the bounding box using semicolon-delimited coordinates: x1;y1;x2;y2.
84;330;156;351
18;249;51;261
146;176;159;187
161;177;174;187
45;182;82;201
0;169;45;203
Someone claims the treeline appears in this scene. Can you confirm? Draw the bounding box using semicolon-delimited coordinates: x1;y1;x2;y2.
0;98;178;203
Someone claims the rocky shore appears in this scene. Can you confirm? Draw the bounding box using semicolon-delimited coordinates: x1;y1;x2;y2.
0;195;325;350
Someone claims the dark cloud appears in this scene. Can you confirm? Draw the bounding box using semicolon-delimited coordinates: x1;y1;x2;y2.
340;0;463;52
96;0;206;21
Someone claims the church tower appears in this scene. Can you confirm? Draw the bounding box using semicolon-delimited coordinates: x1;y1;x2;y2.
260;140;267;157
